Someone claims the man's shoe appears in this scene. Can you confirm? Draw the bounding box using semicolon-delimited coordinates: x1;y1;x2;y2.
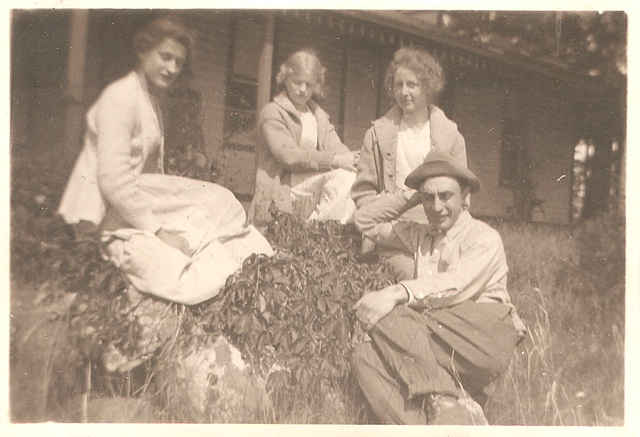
427;394;489;425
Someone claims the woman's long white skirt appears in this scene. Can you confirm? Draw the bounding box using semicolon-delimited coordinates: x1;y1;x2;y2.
290;168;356;224
100;174;273;305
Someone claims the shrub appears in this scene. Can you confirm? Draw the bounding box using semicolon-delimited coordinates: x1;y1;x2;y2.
11;199;396;422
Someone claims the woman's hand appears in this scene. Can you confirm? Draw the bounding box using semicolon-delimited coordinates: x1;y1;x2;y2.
352;150;361;167
155;228;192;256
332;152;358;172
352;284;408;332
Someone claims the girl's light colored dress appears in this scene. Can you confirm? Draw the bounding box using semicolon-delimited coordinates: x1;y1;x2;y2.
58;71;273;305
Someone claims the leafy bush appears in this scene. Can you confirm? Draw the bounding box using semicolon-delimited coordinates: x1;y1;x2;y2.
194;211;394;414
11;190;395;420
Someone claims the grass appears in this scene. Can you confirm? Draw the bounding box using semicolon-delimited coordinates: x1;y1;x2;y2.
484;217;625;426
9;147;625;425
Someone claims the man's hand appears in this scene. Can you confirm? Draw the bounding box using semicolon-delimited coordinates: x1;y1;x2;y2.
403;188;421;207
155;228;193;256
352;284;409;332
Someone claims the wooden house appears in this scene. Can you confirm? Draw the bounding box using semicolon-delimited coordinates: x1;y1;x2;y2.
10;9;626;224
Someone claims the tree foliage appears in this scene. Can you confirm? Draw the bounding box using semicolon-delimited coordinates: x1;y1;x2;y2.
441;11;627;82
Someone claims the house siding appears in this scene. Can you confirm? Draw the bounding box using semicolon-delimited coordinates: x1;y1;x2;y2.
452;83;514;220
212;14;263;196
10;9;590;224
452;80;575;224
526;90;576;224
343;42;389;151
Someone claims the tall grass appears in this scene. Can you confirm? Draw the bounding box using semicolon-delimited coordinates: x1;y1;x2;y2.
473;216;624;426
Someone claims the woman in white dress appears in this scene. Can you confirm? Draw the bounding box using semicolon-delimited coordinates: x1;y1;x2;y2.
58;16;272;305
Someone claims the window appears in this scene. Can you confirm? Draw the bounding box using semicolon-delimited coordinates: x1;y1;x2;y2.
219;15;264;200
223;75;258;152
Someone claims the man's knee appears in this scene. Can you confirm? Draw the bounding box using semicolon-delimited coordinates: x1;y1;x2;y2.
373;305;415;333
475;353;514;379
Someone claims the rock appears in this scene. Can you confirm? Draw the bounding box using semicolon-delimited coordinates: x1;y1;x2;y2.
101;287;179;373
173;335;270;422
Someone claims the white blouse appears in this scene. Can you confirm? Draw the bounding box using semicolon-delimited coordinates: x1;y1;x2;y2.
299;107;319;151
290;107;319;191
395;119;431;189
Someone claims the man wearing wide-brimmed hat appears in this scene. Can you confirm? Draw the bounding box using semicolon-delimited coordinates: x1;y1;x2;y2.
352;151;525;425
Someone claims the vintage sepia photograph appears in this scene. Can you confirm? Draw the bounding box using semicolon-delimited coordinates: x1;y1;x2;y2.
5;4;635;435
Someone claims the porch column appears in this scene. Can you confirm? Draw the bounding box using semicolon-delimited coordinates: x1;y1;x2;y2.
257;12;275;112
616;87;626;217
252;12;275;196
63;10;89;168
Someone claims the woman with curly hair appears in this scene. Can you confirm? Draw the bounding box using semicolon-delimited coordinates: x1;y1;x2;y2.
248;48;359;229
351;47;467;279
58;16;272;305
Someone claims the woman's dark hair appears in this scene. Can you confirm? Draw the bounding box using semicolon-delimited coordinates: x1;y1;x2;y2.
384;47;445;103
132;16;195;70
275;48;327;100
